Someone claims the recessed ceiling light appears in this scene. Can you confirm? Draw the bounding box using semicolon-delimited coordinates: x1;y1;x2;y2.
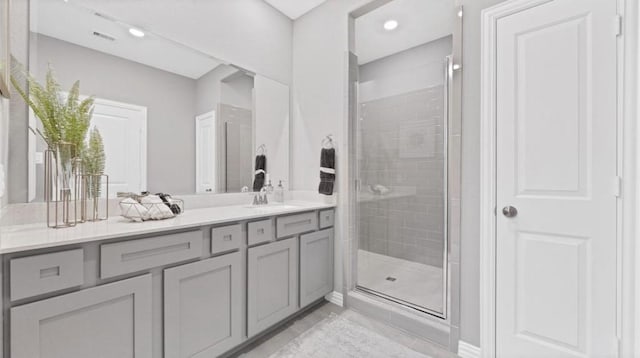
383;20;398;31
129;28;145;38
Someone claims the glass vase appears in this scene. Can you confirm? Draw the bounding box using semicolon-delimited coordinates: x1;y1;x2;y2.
55;142;74;199
79;174;109;222
45;142;78;228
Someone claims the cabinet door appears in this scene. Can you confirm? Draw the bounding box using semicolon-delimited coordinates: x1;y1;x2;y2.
11;275;152;358
247;238;298;337
300;228;334;308
164;252;242;358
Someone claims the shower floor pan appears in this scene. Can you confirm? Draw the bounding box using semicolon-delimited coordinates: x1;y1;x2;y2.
357;249;444;314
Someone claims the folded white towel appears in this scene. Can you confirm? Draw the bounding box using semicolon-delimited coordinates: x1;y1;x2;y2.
373;184;390;195
119;197;148;222
368;184;391;196
140;195;175;220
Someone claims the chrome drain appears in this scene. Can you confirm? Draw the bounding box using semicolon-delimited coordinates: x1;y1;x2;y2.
385;276;397;282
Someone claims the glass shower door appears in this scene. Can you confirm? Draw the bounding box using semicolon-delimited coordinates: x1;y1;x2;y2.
353;0;458;317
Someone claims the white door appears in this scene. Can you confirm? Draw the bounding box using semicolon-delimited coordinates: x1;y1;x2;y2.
91;98;147;197
195;111;216;193
496;0;617;357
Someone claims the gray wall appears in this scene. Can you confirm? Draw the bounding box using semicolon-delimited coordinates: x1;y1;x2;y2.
359;36;452;84
196;66;254;114
221;73;254;110
32;34;198;195
196;65;238;115
0;98;8;207
8;0;29;203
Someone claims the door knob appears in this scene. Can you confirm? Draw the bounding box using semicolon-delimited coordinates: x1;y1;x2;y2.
502;206;518;218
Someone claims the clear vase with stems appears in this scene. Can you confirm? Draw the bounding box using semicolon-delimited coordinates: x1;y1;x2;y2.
56;142;74;195
45;142;78;228
79;173;109;222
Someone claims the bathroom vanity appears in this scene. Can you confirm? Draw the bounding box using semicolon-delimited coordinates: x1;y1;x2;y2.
0;202;335;358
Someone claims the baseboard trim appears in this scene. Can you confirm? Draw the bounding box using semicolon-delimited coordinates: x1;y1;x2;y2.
458;341;481;358
324;291;344;307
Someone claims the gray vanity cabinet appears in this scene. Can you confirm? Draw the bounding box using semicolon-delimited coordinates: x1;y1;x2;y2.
10;274;153;358
247;237;298;337
163;252;242;358
300;228;334;308
2;206;336;358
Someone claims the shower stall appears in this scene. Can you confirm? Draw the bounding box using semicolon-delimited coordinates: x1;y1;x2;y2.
347;0;462;348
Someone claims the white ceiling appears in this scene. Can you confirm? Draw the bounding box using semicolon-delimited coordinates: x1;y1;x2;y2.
355;0;456;64
263;0;327;19
31;0;221;79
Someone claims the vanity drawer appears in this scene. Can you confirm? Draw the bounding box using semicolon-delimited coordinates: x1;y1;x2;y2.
10;249;84;301
101;230;203;279
319;209;335;229
247;219;273;246
211;224;242;254
276;212;318;238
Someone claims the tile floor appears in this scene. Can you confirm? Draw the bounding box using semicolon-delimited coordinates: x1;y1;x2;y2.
231;302;458;358
357;249;444;313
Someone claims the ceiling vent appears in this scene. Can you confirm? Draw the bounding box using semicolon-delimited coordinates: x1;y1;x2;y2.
92;31;116;42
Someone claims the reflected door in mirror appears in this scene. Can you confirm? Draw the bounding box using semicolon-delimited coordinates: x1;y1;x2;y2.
196;111;216;194
91;99;147;197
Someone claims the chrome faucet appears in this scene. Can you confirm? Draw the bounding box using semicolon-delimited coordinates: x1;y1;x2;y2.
252;187;269;205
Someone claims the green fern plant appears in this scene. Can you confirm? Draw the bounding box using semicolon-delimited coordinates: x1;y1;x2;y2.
10;62;64;148
10;63;94;159
62;81;94;159
82;128;106;198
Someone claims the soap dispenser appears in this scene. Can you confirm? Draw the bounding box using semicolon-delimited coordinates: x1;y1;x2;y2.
266;179;274;194
275;180;285;203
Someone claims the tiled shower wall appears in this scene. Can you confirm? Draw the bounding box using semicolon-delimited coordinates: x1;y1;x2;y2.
358;86;445;267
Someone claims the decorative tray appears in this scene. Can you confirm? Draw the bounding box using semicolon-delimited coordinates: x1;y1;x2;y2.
119;195;184;222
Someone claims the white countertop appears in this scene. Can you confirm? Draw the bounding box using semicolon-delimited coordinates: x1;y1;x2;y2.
0;201;335;254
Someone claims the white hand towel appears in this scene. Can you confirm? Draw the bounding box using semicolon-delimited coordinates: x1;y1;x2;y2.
373;184;390;195
119;197;148;222
140;195;175;220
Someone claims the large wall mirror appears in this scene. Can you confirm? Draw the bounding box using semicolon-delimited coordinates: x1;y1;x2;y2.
9;0;290;203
